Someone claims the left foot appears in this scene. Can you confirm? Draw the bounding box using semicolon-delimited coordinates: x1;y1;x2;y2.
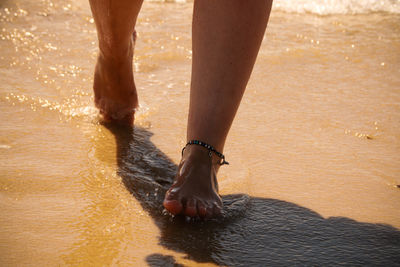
163;145;223;218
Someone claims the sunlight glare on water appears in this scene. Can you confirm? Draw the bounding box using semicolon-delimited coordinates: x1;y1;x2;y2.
1;0;400;265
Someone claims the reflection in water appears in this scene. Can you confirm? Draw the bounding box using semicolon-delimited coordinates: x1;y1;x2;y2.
62;132;124;266
106;125;400;266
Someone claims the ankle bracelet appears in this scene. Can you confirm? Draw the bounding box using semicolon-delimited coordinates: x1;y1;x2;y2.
182;140;229;166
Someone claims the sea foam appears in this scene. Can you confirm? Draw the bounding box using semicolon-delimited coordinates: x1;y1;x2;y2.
147;0;400;15
273;0;400;15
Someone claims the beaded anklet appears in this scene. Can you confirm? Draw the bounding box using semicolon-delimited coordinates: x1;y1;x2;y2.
182;140;229;166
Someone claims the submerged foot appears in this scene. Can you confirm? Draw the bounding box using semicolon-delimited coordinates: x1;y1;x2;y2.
93;33;138;125
163;145;223;218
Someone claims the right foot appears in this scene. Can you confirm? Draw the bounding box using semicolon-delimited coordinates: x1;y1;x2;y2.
93;34;138;125
163;145;223;218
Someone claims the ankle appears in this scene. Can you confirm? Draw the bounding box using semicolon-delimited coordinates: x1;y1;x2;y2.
98;38;133;63
182;143;224;167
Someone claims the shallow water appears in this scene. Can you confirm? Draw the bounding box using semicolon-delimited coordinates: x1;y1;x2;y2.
1;0;400;265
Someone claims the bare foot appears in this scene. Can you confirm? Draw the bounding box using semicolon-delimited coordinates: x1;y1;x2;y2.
163;145;223;218
93;34;138;125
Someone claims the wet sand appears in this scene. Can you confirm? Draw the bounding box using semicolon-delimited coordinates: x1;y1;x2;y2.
1;0;400;265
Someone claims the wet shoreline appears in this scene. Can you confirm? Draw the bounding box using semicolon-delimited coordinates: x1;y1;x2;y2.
1;0;400;265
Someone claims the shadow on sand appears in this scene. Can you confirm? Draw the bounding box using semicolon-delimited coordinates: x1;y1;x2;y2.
105;124;400;266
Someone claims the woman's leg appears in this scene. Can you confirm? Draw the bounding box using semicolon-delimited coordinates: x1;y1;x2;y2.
164;0;273;217
89;0;144;124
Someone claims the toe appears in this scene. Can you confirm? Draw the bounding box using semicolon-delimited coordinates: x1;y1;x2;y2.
184;198;197;217
163;190;183;215
197;201;207;218
212;201;222;216
205;202;214;218
163;199;183;215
